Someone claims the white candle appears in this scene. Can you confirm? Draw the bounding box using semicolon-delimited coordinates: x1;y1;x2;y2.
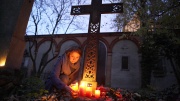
95;90;100;98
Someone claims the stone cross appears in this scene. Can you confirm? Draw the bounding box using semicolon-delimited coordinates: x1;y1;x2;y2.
71;0;123;92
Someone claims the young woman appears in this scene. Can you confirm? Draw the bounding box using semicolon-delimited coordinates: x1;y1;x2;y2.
45;46;82;94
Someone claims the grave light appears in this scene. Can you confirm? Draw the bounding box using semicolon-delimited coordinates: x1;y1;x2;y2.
86;83;93;97
94;89;100;98
0;55;6;67
70;82;79;92
79;81;86;96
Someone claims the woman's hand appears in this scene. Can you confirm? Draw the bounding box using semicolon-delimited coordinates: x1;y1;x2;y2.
65;85;72;93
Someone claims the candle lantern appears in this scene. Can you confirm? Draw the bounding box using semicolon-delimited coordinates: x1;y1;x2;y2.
70;82;79;98
79;82;86;96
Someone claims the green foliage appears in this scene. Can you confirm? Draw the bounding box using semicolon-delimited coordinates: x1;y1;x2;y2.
118;0;180;86
136;84;179;101
95;85;179;101
0;68;48;100
0;68;24;99
14;76;48;100
140;32;159;87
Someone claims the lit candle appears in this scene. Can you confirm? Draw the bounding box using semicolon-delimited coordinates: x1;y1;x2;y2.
71;82;78;92
95;90;100;98
86;86;92;97
79;82;86;96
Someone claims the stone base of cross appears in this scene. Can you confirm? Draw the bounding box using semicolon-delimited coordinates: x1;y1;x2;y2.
80;81;97;95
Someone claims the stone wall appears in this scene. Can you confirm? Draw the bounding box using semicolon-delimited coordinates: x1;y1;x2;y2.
24;33;143;90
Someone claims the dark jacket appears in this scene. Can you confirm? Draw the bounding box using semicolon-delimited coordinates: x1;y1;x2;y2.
45;54;80;92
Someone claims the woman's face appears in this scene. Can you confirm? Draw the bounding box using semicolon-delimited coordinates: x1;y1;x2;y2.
69;51;80;64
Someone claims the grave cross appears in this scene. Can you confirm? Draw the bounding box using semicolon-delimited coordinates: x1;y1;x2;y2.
71;0;123;91
71;1;123;33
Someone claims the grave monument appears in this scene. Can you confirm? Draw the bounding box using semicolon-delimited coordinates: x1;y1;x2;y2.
71;0;123;93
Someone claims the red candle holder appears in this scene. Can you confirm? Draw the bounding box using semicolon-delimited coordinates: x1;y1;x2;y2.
86;83;92;97
79;82;86;96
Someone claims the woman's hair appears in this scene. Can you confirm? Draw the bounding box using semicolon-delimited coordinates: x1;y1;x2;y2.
65;46;82;57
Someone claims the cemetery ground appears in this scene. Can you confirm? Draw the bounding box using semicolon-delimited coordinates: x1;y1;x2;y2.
0;68;179;101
